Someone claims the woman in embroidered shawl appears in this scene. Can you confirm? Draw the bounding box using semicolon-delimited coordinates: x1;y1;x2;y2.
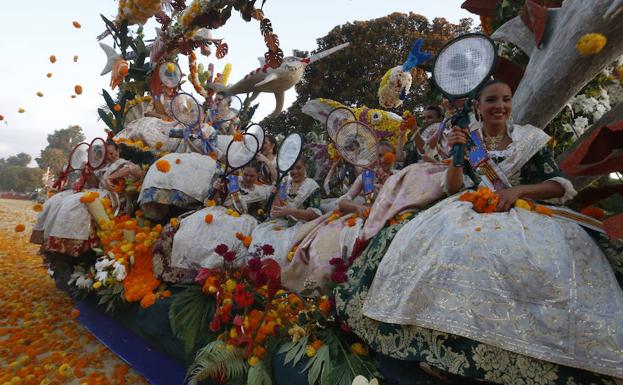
249;156;321;266
165;161;271;273
335;80;623;384
44;141;144;256
281;142;396;292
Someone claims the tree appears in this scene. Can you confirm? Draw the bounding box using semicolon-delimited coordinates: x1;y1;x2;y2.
260;13;473;136
36;125;86;175
5;152;31;167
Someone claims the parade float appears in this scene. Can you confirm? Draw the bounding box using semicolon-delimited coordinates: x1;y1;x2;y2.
27;1;623;385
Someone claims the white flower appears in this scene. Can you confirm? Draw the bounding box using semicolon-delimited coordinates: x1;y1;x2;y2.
112;261;127;281
573;116;589;134
352;376;379;385
95;270;109;283
75;276;94;290
95;257;115;271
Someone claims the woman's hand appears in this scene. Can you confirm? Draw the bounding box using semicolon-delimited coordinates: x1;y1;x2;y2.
256;153;269;163
271;204;290;218
496;186;524;212
446;126;469;147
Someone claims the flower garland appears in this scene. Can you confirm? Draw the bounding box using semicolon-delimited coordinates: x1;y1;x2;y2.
116;0;161;25
188;51;208;97
459;187;499;214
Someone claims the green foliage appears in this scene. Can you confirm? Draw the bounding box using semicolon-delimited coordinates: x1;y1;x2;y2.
260;13;473;137
0;163;43;192
168;285;216;354
96;282;126;313
278;335;309;367
187;340;248;385
247;361;272;385
33;125;85;179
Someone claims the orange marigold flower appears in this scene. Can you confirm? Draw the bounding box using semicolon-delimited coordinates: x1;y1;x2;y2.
350;342;368;356
311;339;324;350
175;158;181;164
113;104;122;112
155;159;171;173
135;210;143;217
32;203;43;212
383;152;395;164
161;290;172;298
206;199;216;207
580;206;605;220
243;236;252;248
233;133;244;142
14;224;26;232
535;205;553;216
70;309;81;319
72;21;81;28
346;217;357;227
204;214;213;224
74;85;83;95
155;141;163;150
169;218;179;227
139;292;157;308
362;208;370;218
235;232;245;241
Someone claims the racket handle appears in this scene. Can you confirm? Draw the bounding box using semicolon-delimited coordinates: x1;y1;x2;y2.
452;143;464;167
265;192;276;214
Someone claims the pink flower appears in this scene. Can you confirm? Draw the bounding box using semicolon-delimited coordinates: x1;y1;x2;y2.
215;244;229;256
223;251;237;262
261;244;275;256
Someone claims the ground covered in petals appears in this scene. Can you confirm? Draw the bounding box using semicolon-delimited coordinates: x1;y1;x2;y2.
0;199;149;385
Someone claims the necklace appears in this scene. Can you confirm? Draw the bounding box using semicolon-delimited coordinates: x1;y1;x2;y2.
483;129;506;151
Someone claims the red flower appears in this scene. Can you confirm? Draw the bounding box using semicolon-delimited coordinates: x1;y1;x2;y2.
261;244;275;256
209;317;221;332
223;251;237;262
329;257;346;267
247;257;262;272
233;284;254;307
330;270;348;284
215;244;229;256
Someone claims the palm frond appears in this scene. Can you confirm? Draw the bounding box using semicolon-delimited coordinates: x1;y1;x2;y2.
168;285;216;354
187;340;248;385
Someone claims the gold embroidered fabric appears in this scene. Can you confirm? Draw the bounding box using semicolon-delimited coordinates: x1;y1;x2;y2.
363;197;623;378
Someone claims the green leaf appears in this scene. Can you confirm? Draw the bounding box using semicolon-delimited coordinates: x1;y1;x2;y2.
101;89;116;111
282;336;308;367
187;341;247;385
168;285;216;354
247;361;272;385
98;109;114;132
303;345;330;385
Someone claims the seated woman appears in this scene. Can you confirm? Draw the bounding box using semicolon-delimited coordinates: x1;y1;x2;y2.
256;134;277;185
45;141;143;257
206;93;240;135
249;156;321;266
336;80;623;384
163;161;270;274
137;104;235;220
320;155;358;213
281;142;395;292
30;171;83;246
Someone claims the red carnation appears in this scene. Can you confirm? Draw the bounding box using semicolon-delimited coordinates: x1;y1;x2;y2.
247;257;262;271
330;270;348;284
209;317;221;332
329;257;346;267
261;244;275;256
233;284;254;307
223;251;237;262
215;244;229;256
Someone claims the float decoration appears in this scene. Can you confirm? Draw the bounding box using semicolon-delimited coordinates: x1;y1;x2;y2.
377;38;432;108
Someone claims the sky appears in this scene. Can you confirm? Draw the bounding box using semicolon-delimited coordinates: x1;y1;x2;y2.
0;0;474;165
